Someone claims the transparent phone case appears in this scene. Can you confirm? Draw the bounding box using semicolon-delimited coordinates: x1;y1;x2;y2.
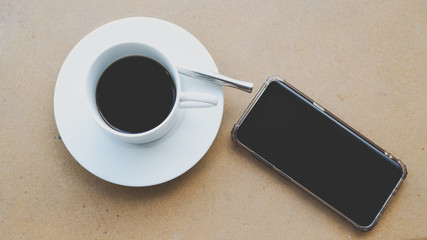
231;76;407;231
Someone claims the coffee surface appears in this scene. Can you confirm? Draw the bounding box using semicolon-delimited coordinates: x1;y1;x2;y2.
96;56;176;133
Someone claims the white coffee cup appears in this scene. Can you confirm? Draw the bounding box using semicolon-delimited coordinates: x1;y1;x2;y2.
85;42;218;144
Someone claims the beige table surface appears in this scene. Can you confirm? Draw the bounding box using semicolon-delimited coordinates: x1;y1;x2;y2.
1;0;426;239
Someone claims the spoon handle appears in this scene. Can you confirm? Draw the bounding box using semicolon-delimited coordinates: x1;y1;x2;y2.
177;65;253;93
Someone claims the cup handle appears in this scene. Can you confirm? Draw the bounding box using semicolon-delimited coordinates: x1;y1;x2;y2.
179;92;218;108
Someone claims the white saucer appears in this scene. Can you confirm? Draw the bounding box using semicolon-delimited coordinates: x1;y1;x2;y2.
54;17;224;187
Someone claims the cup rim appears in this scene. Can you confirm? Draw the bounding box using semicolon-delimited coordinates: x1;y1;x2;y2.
85;42;182;140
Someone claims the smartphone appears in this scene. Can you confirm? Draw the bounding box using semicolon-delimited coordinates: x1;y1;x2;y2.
231;77;407;231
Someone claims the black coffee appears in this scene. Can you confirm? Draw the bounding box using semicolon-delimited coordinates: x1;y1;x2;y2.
96;56;176;134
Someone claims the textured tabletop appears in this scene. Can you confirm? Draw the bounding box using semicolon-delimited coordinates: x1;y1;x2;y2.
1;1;426;239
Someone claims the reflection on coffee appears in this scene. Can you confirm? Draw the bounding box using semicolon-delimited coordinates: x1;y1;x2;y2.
96;56;176;134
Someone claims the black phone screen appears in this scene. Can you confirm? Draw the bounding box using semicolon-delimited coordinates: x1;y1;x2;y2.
235;80;404;227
